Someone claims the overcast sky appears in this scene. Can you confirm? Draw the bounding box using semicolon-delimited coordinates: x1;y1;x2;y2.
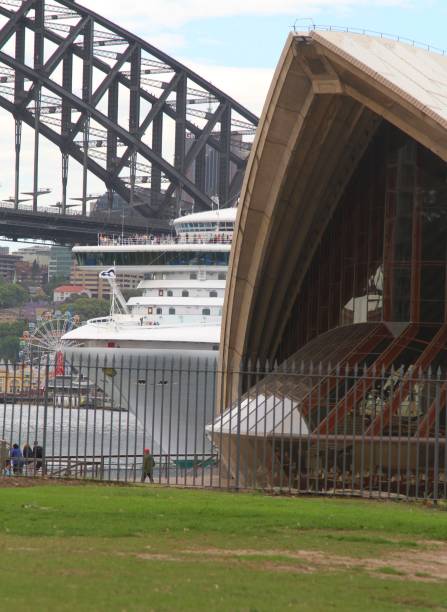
2;0;447;249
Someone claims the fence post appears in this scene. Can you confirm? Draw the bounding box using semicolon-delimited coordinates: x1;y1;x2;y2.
235;359;243;491
433;368;441;503
42;355;50;477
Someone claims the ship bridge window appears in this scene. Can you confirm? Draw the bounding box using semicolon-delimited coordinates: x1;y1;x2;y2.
218;272;226;280
167;290;173;296
209;291;217;297
169;308;176;315
178;222;217;232
219;222;234;231
182;290;189;297
156;308;162;314
190;272;197;279
76;251;230;267
202;308;211;316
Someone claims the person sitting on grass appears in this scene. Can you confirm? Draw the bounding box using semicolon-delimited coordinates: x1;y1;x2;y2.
3;460;12;477
141;448;155;484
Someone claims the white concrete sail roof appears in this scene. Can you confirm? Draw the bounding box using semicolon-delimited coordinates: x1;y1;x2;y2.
207;394;309;436
313;30;447;128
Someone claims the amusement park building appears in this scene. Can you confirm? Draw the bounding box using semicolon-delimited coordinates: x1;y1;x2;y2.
215;30;447;484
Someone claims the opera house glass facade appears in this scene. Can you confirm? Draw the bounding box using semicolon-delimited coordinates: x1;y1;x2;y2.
280;122;447;365
215;31;447;493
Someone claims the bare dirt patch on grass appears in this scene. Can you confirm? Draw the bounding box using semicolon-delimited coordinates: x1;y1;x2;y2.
182;544;447;582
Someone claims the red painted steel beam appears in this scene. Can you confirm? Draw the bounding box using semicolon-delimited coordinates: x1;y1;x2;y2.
301;324;390;419
366;323;447;436
416;381;447;438
314;323;419;435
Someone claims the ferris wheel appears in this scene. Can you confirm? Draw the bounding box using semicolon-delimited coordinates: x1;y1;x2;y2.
26;316;80;365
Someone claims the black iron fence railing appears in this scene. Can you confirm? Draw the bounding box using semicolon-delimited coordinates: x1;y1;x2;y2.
1;356;447;500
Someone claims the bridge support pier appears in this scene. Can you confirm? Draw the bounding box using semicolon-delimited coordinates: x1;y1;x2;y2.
82;116;90;216
61;152;69;215
32;86;41;213
14;117;21;210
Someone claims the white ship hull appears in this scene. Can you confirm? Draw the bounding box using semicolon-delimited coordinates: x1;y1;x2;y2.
63;346;218;456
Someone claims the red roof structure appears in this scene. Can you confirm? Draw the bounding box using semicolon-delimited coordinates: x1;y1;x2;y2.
54;285;88;293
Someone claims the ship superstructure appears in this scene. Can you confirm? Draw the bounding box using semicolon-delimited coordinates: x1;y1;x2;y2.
61;208;236;454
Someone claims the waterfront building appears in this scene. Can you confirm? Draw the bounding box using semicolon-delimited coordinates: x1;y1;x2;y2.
53;284;91;303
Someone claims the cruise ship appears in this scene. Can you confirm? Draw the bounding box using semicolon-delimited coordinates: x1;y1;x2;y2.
62;207;236;454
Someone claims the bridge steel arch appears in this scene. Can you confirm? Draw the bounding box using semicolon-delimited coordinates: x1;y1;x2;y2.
0;0;257;222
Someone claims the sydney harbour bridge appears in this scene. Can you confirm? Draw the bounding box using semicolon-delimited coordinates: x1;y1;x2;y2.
0;0;258;243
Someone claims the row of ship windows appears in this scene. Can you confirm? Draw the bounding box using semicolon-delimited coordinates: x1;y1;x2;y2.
156;290;219;297
177;222;234;232
77;252;230;267
144;272;227;280
150;308;212;315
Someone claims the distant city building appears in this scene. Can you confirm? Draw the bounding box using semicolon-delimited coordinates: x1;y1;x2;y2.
0;246;10;256
183;131;250;209
48;246;72;280
15;245;51;267
0;252;21;282
53;284;91;303
0;362;44;393
71;262;142;299
15;260;47;287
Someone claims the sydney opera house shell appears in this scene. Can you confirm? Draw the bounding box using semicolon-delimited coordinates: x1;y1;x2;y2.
213;30;447;489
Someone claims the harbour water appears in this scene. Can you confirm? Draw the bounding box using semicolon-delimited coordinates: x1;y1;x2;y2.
1;403;148;480
0;402;216;483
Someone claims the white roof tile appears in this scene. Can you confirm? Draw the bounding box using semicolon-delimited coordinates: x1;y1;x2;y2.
312;30;447;128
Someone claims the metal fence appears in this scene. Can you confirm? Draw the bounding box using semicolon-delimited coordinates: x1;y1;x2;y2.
1;355;447;500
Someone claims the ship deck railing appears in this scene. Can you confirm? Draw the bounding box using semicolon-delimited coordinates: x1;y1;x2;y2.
85;314;222;328
97;233;232;246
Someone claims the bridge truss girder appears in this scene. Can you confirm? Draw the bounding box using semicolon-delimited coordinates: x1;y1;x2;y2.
0;0;257;219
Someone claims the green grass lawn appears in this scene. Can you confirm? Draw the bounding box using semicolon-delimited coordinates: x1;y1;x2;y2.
1;483;447;610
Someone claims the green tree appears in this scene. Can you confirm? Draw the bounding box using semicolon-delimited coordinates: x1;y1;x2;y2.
31;259;40;280
0;281;29;308
0;335;20;361
0;321;27;362
60;297;110;321
0;320;26;338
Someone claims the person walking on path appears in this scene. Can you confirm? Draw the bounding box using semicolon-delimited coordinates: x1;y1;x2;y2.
22;442;33;474
10;444;23;475
141;448;155;483
32;441;43;473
